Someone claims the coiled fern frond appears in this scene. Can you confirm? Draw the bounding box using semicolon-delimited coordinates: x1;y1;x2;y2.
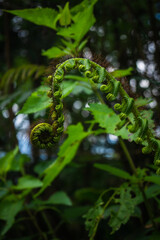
30;58;160;174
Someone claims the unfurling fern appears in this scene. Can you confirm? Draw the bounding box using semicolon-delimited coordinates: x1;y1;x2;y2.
30;58;160;174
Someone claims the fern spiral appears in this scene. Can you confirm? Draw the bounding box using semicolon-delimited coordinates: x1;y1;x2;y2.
30;58;160;174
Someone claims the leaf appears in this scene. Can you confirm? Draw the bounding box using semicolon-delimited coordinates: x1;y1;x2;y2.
0;64;45;94
135;97;153;107
18;85;51;114
42;46;66;59
35;123;91;196
86;103;137;141
0;146;19;176
13;175;43;190
61;81;78;98
94;163;132;180
6;8;59;30
83;198;103;239
145;176;160;186
59;2;72;26
57;5;96;42
71;0;98;15
135;184;160;204
141;109;155;131
111;67;133;78
0;198;23;235
109;187;137;233
10;154;30;172
46;191;72;206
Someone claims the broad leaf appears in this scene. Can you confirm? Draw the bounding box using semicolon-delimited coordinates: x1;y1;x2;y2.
83;198;103;239
35;123;91;196
0;146;19;176
13;175;43;190
145;176;160;186
42;46;66;59
94;163;132;180
0;197;23;235
111;67;133;78
86;103;138;141
18;85;51;114
59;2;72;26
61;81;78;98
109;187;137;233
57;6;96;42
135;97;153;107
46;191;72;206
6;8;59;30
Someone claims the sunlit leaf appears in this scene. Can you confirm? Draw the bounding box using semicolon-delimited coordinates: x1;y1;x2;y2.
35;123;91;196
111;67;133;78
13;175;43;190
57;6;96;42
59;2;72;26
6;8;59;30
18;85;51;114
42;46;66;59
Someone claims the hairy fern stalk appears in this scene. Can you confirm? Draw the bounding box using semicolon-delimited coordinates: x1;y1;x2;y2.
30;58;160;174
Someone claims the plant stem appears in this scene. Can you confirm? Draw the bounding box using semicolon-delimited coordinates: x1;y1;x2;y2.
41;211;54;236
119;137;157;230
119;137;137;175
25;205;48;240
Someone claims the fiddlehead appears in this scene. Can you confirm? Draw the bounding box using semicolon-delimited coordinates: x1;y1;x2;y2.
30;58;160;174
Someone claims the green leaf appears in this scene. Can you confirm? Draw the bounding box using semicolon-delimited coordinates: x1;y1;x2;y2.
61;80;78;98
13;175;43;190
111;67;133;78
57;5;96;42
59;2;72;26
135;184;160;204
0;146;19;176
94;163;132;180
83;198;103;238
0;198;23;235
35;123;91;196
46;191;72;206
145;176;160;185
135;97;153;107
6;8;59;30
71;0;97;15
10;154;30;172
109;187;137;233
87;103;137;141
18;85;51;114
42;46;66;59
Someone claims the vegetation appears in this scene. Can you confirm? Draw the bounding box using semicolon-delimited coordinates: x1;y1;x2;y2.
0;0;160;239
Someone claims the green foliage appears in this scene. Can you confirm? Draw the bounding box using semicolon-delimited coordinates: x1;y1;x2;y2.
108;186;138;234
59;2;72;26
1;1;160;239
13;175;43;190
6;8;59;30
0;146;19;177
0;64;45;93
18;85;51;114
0;197;23;235
111;67;133;78
36;123;91;196
46;191;72;206
94;163;133;180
